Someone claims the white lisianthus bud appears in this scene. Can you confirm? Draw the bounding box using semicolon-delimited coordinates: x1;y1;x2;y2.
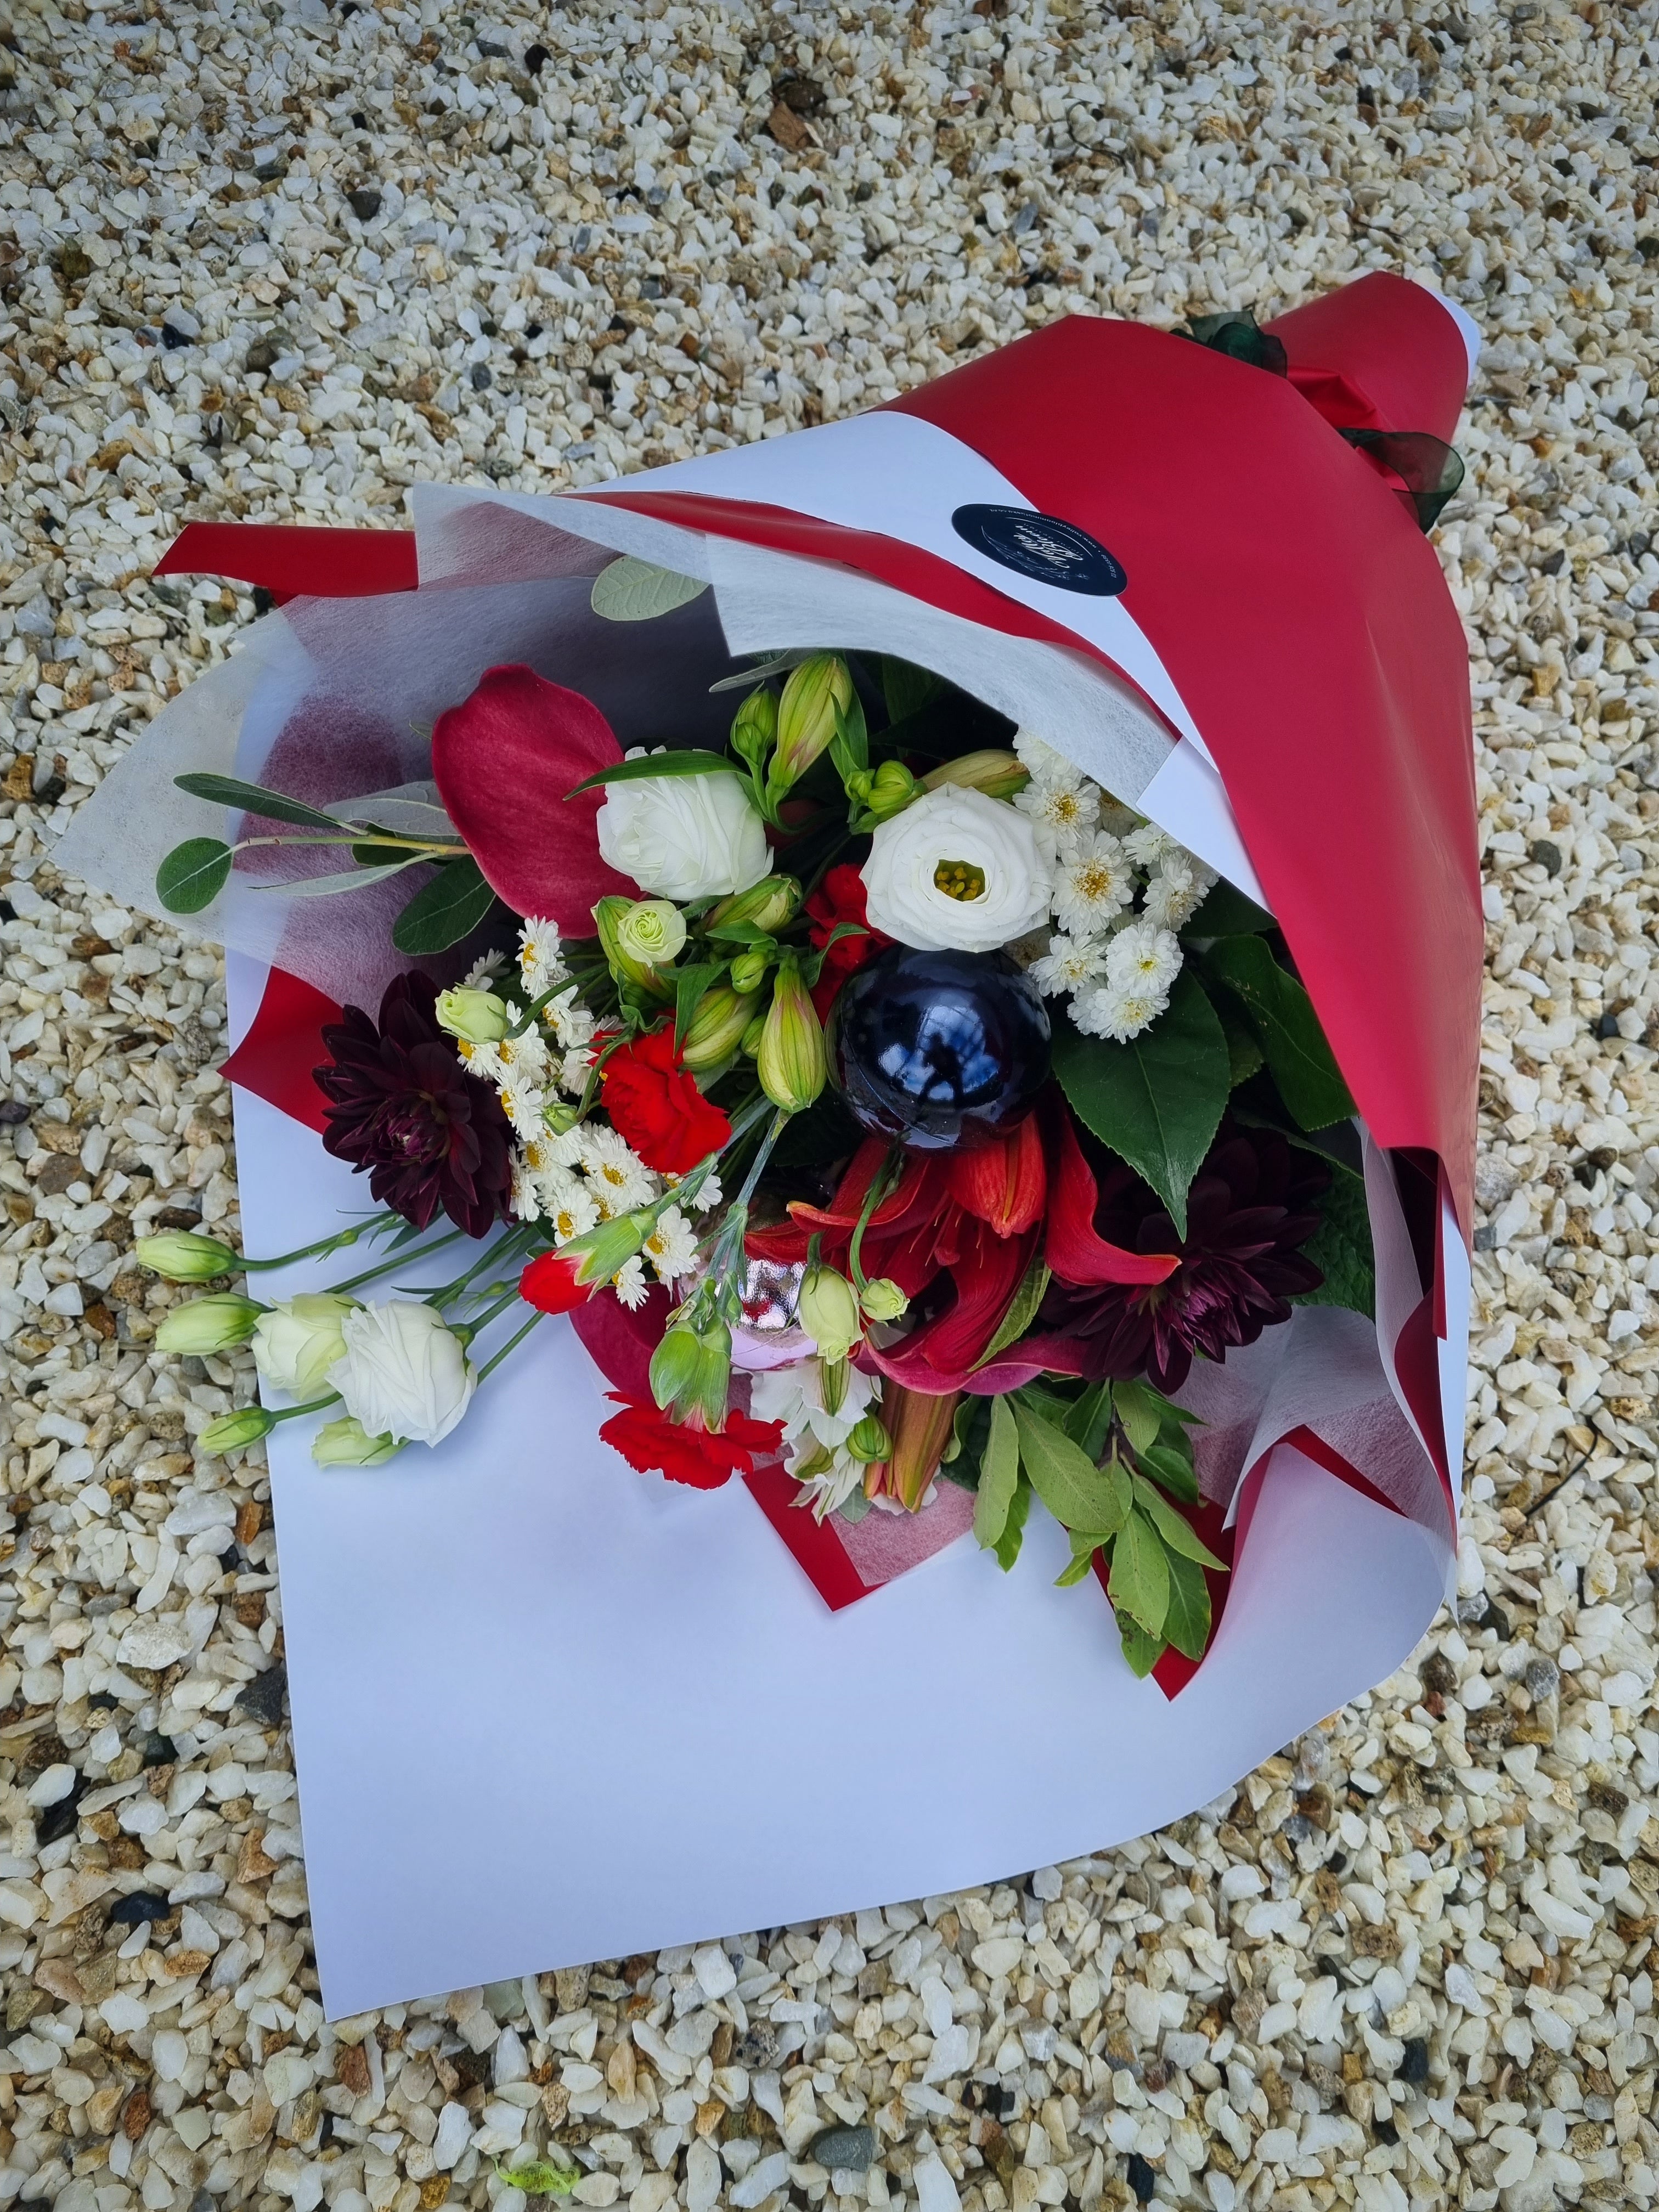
134;1231;239;1280
312;1417;403;1468
614;899;687;968
251;1293;356;1399
155;1294;263;1355
859;1277;909;1323
199;1406;275;1455
435;987;511;1043
596;759;774;902
797;1265;862;1364
861;785;1053;953
326;1302;476;1448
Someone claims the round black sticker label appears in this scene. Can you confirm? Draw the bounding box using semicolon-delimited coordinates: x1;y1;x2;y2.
950;504;1127;597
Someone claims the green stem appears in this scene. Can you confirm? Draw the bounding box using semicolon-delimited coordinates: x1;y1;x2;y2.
326;1227;467;1296
236;1217;389;1272
848;1143;905;1293
270;1391;341;1423
455;1286;525;1342
475;1309;545;1384
421;1226;535;1309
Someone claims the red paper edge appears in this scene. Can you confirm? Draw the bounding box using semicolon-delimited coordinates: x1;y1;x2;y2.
742;1462;870;1611
219;967;340;1136
155;521;418;607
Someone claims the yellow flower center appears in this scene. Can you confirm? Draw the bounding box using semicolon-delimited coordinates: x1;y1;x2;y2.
524;1142;544;1171
1048;792;1081;824
934;858;987;902
600;1163;627;1188
1075;862;1118;903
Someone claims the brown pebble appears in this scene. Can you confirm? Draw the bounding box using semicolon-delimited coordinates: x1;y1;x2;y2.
123;2087;151;2140
337;2041;372;2095
235;1498;264;1547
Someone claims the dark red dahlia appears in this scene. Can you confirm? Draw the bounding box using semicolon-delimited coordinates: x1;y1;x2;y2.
1035;1120;1329;1392
314;973;513;1238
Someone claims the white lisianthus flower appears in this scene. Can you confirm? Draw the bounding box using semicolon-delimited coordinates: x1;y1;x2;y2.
861;785;1053;953
252;1293;355;1399
596;750;773;902
328;1302;476;1448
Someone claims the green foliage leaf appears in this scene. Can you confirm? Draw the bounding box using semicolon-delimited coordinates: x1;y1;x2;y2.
992;1474;1031;1571
1217;996;1266;1087
1012;1402;1130;1538
1292;1158;1377;1319
1113;1378;1162;1456
173;771;343;832
881;655;945;724
590;557;709;622
1051;968;1229;1238
262;859;424;899
156;837;232;913
973;1397;1022;1552
1201;934;1356;1131
828;694;870;783
1118;1614;1163;1678
940;1393;991;1483
1107;1509;1170;1637
566;751;737;798
974;1255;1051;1370
1161;1548;1214;1662
1130;1475;1227;1569
1062;1381;1115;1463
1183;879;1274;939
391;857;496;955
673;962;721;1051
1054;1543;1098;1588
1137;1437;1199;1505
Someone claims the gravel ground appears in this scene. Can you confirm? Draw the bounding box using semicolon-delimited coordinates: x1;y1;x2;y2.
1;1;1657;2209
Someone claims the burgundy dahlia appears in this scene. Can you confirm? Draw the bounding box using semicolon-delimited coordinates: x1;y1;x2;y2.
314;973;513;1238
1037;1120;1329;1392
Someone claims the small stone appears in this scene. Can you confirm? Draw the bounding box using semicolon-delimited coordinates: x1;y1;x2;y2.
117;1615;194;1671
347;187;382;221
913;2154;961;2212
152;2028;190;2082
1397;2039;1430;2084
1125;2154;1156;2205
336;2040;372;2095
1528;838;1563;876
730;2152;789;2210
237;1664;288;1726
691;1943;736;1999
810;2124;874;2174
101;1991;149;2034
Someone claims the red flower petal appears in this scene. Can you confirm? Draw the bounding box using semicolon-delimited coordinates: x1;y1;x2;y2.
600;1026;731;1177
945;1113;1047;1238
1042;1095;1180;1288
519;1250;590;1314
598;1394;783;1489
430;663;638;931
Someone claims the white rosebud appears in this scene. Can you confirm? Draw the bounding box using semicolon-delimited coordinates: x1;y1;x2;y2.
860;785;1053;953
326;1302;476;1448
596;763;773;902
251;1293;356;1400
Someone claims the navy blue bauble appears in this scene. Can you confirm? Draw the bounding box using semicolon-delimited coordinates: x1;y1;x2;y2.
833;945;1052;1152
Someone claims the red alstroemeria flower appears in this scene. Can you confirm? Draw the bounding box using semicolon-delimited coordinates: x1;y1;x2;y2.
597;1394;785;1489
430;663;639;931
601;1025;731;1176
805;864;888;1020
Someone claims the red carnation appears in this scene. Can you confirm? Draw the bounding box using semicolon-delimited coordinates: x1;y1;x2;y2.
597;1394;784;1489
601;1025;730;1176
805;864;887;1020
519;1250;590;1315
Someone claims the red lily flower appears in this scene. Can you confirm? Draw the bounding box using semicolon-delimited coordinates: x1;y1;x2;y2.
598;1395;785;1489
430;663;638;931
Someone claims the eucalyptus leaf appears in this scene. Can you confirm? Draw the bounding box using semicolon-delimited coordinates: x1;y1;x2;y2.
173;772;343;833
1107;1509;1171;1638
590;557;709;622
708;651;817;693
1012;1403;1130;1539
156;838;233;913
566;751;737;798
1130;1475;1227;1570
992;1473;1031;1571
974;1256;1051;1370
1051;969;1229;1238
256;858;424;899
1161;1548;1214;1663
1201;934;1356;1131
973;1396;1022;1551
391;856;496;955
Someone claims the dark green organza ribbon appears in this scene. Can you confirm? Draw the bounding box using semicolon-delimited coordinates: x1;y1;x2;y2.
1182;308;1463;533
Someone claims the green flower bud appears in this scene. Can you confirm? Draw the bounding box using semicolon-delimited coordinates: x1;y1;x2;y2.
155;1294;264;1356
844;1412;893;1464
921;749;1030;800
848;759;918;822
730;685;778;772
198;1406;275;1455
135;1231;240;1282
797;1264;861;1363
706;876;802;934
679;985;761;1074
434;987;512;1045
769;653;854;796
859;1277;910;1323
541;1099;582;1135
313;1417;403;1468
562;1212;647;1286
595;895;673;998
729;947;770;996
614;899;687;970
756;962;827;1113
740;1014;766;1057
648;1323;703;1412
649;1319;730;1428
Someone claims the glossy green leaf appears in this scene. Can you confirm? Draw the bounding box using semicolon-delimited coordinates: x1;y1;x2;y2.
156;837;232;913
1012;1403;1130;1538
1051;969;1230;1238
566;751;737;799
1161;1548;1214;1663
1137;1436;1199;1505
1118;1612;1164;1678
974;1255;1051;1370
1292;1162;1376;1320
1183;878;1274;939
673;962;721;1051
1113;1377;1162;1457
590;557;709;622
973;1396;1022;1551
1107;1509;1170;1637
1054;1545;1097;1588
1202;934;1356;1131
391;857;496;955
1130;1475;1227;1569
881;655;945;724
1062;1380;1115;1463
992;1473;1031;1571
174;771;343;832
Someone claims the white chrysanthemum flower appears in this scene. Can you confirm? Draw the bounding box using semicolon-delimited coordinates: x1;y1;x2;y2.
687;1170;723;1214
545;985;596;1053
1029;933;1110;998
540;1169;600;1246
1072;983;1164;1042
497;1069;548;1141
1053;832;1136;936
751;1357;878;1453
510;1155;543;1223
642;1204;699;1286
1013;728;1075;782
1124;822;1179;870
496;1026;551;1083
612;1256;650;1310
580;1126;657;1216
1143;853;1217;931
1105;919;1183;997
518;917;567;999
1014;772;1099;862
455;1036;505;1084
460;950;505;989
1098;798;1140;838
529;1124;585;1174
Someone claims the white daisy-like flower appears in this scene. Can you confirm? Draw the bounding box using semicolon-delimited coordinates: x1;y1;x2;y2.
642;1204;699;1286
1029;932;1110;998
454;1036;505;1084
1071;983;1164;1042
518;917;567;999
496;1025;551;1084
687;1170;723;1215
612;1256;651;1310
528;1124;585;1175
1097;798;1140;838
1125;822;1179;870
555;1046;595;1097
539;1169;600;1246
1053;831;1136;936
580;1126;658;1216
1014;772;1100;861
1143;853;1217;931
460;950;505;989
750;1356;878;1453
1105;919;1183;998
510;1155;543;1223
1012;728;1075;782
497;1068;549;1142
545;985;596;1053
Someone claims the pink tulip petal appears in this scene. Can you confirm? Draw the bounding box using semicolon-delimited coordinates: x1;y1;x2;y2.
430;662;638;930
